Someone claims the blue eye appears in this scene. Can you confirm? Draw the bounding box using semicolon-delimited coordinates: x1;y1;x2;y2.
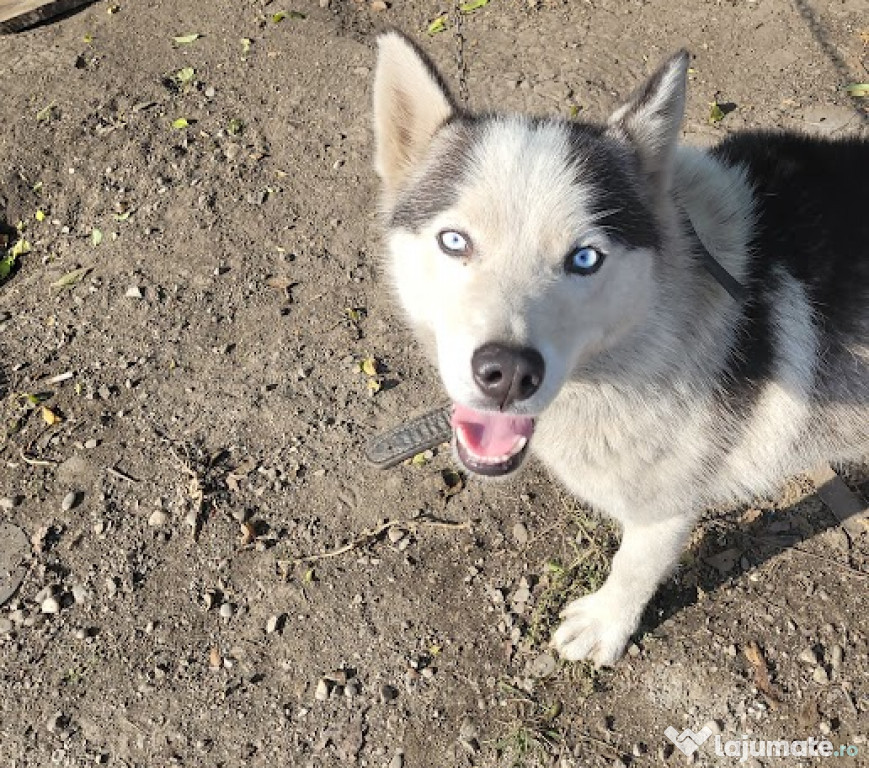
565;246;605;275
437;230;472;257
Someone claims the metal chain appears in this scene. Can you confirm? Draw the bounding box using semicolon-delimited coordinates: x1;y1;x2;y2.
452;2;469;104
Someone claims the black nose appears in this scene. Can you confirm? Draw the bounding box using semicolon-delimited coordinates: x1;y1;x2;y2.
471;343;545;409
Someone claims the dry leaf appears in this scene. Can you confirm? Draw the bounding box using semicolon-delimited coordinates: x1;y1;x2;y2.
743;641;780;709
42;407;61;426
266;276;294;291
427;15;447;35
51;267;93;290
709;101;726;123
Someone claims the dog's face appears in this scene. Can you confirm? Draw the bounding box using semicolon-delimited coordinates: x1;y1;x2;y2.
374;34;688;477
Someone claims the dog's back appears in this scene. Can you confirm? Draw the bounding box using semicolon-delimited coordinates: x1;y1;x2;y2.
712;133;868;465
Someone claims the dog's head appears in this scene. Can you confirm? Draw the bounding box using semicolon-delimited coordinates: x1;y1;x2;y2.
373;33;688;477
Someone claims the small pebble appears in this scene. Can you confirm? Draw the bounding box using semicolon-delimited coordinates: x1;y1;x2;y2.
379;683;399;703
265;614;281;634
344;680;360;698
627;643;641;658
45;712;64;733
84;439;98;449
41;596;61;614
387;527;405;544
528;652;557;678
71;585;89;604
812;666;830;685
35;586;53;603
314;678;330;701
61;491;80;512
246;189;268;206
0;497;17;510
0;618;13;634
512;522;529;546
148;509;168;527
74;628;87;640
512;586;531;604
219;603;234;620
125;285;144;299
830;644;843;670
325;668;348;686
798;647;820;666
389;753;404;768
702;720;721;736
371;0;388;10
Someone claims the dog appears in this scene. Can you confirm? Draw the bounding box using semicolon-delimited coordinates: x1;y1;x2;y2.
372;31;868;666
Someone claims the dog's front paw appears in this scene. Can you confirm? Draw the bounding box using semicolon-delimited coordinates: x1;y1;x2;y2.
550;589;640;667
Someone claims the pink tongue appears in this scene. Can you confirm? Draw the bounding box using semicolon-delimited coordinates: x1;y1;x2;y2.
451;404;534;457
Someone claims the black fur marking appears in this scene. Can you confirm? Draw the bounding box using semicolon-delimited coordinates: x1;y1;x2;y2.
567;123;661;250
390;112;661;251
388;118;481;232
713;131;869;397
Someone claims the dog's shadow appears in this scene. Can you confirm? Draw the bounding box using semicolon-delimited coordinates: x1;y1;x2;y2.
643;473;867;636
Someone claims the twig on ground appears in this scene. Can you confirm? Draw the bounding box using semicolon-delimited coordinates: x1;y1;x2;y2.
107;466;139;483
281;514;471;566
19;447;57;467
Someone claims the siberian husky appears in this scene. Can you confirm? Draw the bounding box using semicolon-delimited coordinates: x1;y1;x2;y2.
372;32;868;666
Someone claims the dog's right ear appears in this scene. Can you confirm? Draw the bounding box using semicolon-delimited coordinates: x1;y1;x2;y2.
373;32;456;199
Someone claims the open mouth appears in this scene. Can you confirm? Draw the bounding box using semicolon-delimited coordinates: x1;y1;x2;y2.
451;404;535;477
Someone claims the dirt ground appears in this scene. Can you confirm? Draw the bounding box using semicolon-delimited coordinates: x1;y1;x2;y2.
0;1;867;766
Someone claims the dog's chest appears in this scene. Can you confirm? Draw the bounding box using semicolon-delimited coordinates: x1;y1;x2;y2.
532;389;711;522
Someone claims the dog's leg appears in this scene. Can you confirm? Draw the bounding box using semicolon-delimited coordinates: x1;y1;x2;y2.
551;514;692;666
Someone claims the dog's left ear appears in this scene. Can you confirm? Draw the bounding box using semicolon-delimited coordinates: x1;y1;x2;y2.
373;32;457;201
606;51;689;194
